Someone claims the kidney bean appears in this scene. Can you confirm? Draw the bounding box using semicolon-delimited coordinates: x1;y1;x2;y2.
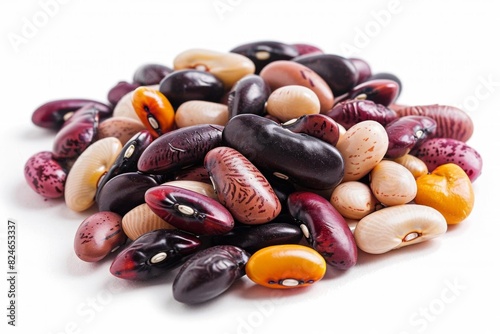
204;146;281;224
326;99;398;130
230;40;299;74
132;63;173;85
107;81;140;106
292;43;323;56
145;185;234;235
137;124;223;174
175;101;228;128
288;191;358;270
411;137;482;182
226;74;270;118
31;98;111;130
110;229;201;280
222;114;344;190
384;115;437;158
74;211;127;262
367;72;402;98
281;113;340;146
338;79;400;106
96;116;146;145
172;245;250;304
24;151;67;199
158;69;225;109
293;53;359;96
209;223;303;254
349;57;372;85
131;87;175;138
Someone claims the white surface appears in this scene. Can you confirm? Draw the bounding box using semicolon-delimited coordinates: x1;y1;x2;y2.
1;1;499;333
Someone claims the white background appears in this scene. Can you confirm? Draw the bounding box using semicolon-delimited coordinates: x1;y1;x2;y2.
1;1;499;333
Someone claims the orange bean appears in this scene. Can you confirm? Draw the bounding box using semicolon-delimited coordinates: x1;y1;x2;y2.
245;245;326;289
131;87;174;138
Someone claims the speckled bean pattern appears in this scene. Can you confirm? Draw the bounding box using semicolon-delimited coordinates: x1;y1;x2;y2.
24;151;67;198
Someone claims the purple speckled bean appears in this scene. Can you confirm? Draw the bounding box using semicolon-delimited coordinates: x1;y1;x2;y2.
282;114;340;146
385;115;437;158
24;151;67;199
326;99;398;130
411;137;483;182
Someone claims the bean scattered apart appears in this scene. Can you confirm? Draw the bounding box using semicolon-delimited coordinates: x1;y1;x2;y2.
24;40;482;304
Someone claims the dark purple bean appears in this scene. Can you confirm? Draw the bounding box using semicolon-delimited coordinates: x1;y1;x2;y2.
281;114;340;146
263;172;297;211
173;245;250;304
385;116;437;158
210;223;303;254
52;104;99;160
230;40;299;74
326;99;398;130
110;229;201;280
107;81;140;106
158;70;225;109
137;124;224;174
132;63;173;85
292;43;323;56
393;104;474;142
31;99;111;130
96;130;153;199
145;185;234;235
288;191;357;270
227;74;270;118
96;172;158;216
411;138;483;182
74;211;127;262
24;151;67;198
222;114;344;190
338;79;400;106
349;57;372;85
293;53;359;96
368;72;402;98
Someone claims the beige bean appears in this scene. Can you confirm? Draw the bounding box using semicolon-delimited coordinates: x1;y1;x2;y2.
122;203;175;240
175;101;228;128
370;160;417;206
266;85;320;122
392;154;429;179
97;116;146;145
330;181;377;220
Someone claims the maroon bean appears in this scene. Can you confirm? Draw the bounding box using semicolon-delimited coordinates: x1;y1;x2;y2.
74;211;127;262
230;40;299;74
288;191;357;270
349;57;372;85
145;185;234;235
110;229;201;280
52;104;99;160
137;124;223;174
393;104;474;142
367;73;402;98
326;99;398;130
107;81;140;106
339;79;400;106
172;245;250;304
158;69;225;109
31;99;111;130
411;137;483;182
292;43;323;56
281;113;340;146
204;146;281;224
24;151;67;199
132;63;173;85
385;115;437;158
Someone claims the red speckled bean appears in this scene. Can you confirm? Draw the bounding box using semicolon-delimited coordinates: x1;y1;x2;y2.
24;151;67;199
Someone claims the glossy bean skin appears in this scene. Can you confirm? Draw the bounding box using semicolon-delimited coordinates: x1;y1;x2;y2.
230;40;299;74
96;116;146;145
173;245;250;304
175;101;228;128
288;192;357;270
107;81;140;106
110;229;201;280
132;63;173;85
266;85;320;122
172;164;211;184
367;73;402;98
281;114;340;146
96;130;153;200
222;114;344;190
31;99;111;130
52;104;99;160
326;99;398;130
260;60;334;113
209;223;303;254
227;74;270;118
24;151;67;198
145;185;234;235
74;211;127;262
245;244;326;289
204;147;281;224
411;138;482;182
385;116;437;158
96;172;159;216
393;104;474;142
339;79;400;106
158;70;225;109
349;57;372;85
293;53;359;96
137;124;224;174
292;43;323;56
132;87;175;138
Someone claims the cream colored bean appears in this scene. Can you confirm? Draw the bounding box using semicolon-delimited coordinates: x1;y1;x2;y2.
392;154;429;179
175;101;228;128
122;203;175;240
336;120;388;182
173;48;255;89
370;160;417;206
266;85;320;122
354;204;447;254
97;116;146;145
161;180;218;200
330;181;377;220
